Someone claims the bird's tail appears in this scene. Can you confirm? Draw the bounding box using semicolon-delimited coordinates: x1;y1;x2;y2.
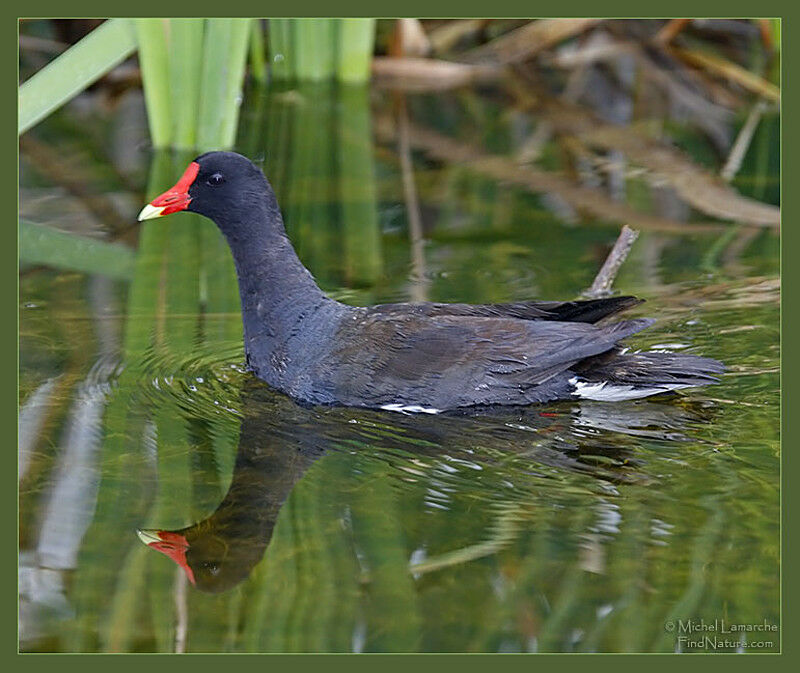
570;350;724;401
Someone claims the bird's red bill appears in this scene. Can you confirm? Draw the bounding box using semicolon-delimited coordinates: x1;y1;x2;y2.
138;529;196;585
138;161;199;220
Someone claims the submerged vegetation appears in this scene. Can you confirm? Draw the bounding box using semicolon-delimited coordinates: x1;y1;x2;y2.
19;19;779;653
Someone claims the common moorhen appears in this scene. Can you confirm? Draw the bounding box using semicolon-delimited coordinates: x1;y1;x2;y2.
138;151;723;412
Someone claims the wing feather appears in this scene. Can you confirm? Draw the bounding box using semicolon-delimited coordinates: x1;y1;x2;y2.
320;312;654;409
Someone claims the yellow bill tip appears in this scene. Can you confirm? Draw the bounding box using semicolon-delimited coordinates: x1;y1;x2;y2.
136;528;161;546
137;204;166;222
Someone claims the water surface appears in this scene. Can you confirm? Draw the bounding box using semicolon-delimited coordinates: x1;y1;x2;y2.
19;81;779;653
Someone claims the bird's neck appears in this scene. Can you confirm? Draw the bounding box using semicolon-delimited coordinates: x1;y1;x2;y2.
218;201;341;380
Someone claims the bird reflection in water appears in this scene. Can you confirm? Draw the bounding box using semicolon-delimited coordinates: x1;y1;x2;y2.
137;378;712;593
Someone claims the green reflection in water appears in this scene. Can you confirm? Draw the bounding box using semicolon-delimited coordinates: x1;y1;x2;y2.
19;82;779;653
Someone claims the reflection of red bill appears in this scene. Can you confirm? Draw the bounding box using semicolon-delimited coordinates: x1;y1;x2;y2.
136;528;196;585
137;161;200;221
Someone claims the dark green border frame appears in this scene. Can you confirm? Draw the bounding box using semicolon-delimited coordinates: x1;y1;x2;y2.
8;2;791;670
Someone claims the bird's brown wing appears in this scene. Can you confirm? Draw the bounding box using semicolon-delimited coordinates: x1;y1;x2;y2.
317;313;654;409
366;296;642;325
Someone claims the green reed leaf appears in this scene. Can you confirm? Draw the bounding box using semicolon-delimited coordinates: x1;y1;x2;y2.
293;19;336;81
267;19;294;81
19;19;137;134
336;19;375;84
135;19;172;148
19;220;134;280
197;19;251;151
168;19;205;150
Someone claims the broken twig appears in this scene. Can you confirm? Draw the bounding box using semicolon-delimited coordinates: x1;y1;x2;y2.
391;18;431;57
396;96;429;303
670;46;780;102
721;100;769;181
427;19;489;54
464;18;601;65
174;567;188;653
654;19;692;46
372;57;500;91
584;225;640;298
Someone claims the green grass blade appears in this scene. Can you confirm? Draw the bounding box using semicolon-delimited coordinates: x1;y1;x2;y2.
652;502;726;651
139;153;203;650
268;19;294;81
220;20;252;149
65;153;172;651
283;90;313;260
135;19;172;148
168;19;205;150
337;86;382;287
196;20;232;150
347;455;421;651
19;220;135;280
102;544;152;651
249;20;267;84
336;19;375;83
263;85;294;200
197;19;251;151
306;88;337;286
293;19;336;81
281;467;335;651
19;19;137;134
284;85;337;283
237;82;267;157
199;222;241;345
142;406;193;652
163;170;202;354
124;151;173;356
242;493;299;651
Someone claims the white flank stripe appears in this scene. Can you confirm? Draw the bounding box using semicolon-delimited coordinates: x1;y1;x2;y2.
570;378;688;402
380;403;442;415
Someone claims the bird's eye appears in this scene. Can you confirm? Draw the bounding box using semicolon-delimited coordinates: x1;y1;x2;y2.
207;173;225;186
202;561;220;575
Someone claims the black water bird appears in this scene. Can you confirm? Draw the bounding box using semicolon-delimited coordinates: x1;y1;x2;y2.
138;151;723;412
